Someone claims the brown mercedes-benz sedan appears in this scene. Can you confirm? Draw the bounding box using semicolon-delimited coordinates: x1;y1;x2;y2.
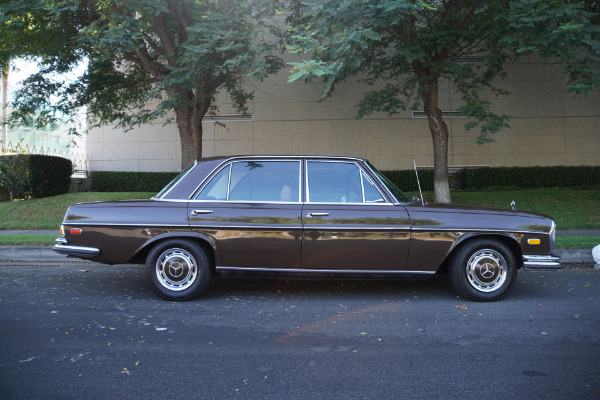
54;156;561;301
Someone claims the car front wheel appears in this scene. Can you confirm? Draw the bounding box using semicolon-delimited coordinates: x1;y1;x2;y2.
448;239;517;302
146;239;213;301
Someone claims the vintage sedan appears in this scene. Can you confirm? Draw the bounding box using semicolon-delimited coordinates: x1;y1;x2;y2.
53;156;561;301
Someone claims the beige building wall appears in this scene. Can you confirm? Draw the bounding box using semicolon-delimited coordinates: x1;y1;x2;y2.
86;59;600;172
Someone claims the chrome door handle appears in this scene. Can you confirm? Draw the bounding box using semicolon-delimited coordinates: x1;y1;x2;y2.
191;210;214;216
306;212;330;219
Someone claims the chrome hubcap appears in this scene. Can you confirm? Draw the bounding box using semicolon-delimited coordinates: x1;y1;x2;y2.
466;249;507;292
156;248;197;291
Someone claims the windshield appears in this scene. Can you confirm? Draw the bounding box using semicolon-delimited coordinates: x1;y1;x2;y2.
154;162;196;199
366;161;410;203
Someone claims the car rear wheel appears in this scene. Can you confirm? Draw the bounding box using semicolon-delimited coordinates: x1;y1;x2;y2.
448;239;517;302
146;239;213;301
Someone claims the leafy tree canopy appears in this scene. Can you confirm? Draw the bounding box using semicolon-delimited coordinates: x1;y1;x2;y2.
286;0;600;202
1;0;284;167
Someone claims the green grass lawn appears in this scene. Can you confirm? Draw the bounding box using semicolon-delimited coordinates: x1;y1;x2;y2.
451;189;599;230
0;192;155;230
0;189;598;247
0;234;58;246
409;189;599;230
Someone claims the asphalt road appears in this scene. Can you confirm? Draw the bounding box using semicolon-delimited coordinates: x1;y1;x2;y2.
0;262;599;400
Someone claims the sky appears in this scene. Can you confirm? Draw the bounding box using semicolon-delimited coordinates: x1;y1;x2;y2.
7;58;88;100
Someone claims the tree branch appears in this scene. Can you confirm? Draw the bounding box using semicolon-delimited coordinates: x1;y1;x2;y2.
153;11;178;67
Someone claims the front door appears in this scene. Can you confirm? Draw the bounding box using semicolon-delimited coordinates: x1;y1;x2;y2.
301;160;411;271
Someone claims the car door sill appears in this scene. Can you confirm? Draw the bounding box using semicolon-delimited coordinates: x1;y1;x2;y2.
215;266;435;279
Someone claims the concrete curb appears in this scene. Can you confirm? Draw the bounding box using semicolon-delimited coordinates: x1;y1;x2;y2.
0;245;596;266
0;246;78;263
555;249;595;264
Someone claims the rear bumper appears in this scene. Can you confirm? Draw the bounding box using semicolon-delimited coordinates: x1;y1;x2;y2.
522;254;562;271
53;238;100;259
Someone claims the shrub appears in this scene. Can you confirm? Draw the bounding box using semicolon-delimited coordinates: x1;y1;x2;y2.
380;169;434;192
459;166;600;190
90;171;179;192
0;154;72;200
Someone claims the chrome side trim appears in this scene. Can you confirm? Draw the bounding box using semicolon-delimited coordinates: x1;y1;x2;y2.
411;227;548;234
64;222;190;228
522;254;562;271
189;200;304;205
190;225;302;230
303;226;410;231
216;266;435;275
53;243;101;258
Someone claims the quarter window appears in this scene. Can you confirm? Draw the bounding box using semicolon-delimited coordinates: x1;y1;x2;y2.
362;172;385;203
196;164;230;201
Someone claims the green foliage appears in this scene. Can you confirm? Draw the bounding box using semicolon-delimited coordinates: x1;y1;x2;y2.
381;169;434;192
1;0;284;165
90;171;178;192
459;166;600;190
286;0;600;141
0;154;72;199
0;154;29;199
286;0;600;203
383;166;600;192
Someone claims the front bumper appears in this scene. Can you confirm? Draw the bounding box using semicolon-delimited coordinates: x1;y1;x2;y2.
53;238;100;259
522;254;562;271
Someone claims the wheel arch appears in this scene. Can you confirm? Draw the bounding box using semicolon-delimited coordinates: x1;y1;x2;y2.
439;233;523;274
130;232;218;271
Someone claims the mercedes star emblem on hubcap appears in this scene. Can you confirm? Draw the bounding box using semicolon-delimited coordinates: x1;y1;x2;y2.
480;263;495;278
169;263;184;278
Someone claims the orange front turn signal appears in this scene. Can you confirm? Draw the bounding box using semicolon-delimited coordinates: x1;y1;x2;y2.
527;238;541;245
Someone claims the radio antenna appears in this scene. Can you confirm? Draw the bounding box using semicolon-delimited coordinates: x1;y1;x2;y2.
413;160;425;206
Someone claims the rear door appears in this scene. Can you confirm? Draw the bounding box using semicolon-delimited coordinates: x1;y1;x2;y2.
189;159;303;269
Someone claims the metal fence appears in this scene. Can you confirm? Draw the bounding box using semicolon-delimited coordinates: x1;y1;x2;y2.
0;141;88;176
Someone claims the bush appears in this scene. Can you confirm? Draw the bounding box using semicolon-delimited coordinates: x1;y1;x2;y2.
380;169;434;192
91;171;179;192
459;166;600;190
0;154;72;200
380;166;600;192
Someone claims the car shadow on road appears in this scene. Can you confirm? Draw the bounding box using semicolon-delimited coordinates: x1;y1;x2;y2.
78;264;566;303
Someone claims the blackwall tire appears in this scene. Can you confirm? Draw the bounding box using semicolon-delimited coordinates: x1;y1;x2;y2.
448;239;517;302
146;239;213;301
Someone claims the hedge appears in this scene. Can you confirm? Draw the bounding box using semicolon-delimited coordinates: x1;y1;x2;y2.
90;171;179;192
381;166;600;191
0;154;72;200
380;169;435;192
88;165;600;194
458;166;600;190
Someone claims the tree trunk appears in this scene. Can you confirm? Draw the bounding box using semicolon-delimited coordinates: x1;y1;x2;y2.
174;93;210;169
422;76;452;204
1;61;8;150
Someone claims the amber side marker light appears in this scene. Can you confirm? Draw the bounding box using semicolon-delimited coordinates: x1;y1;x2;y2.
70;228;83;235
527;238;541;245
